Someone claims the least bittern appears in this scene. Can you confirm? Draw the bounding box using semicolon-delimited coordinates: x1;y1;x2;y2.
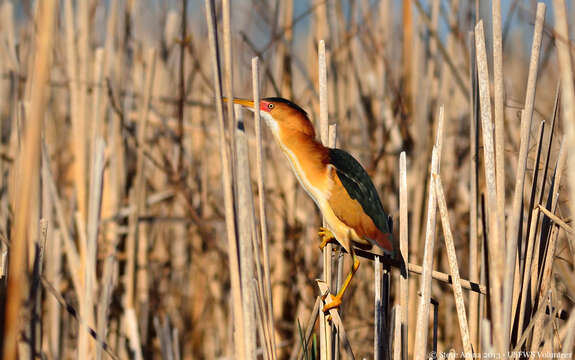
228;97;394;312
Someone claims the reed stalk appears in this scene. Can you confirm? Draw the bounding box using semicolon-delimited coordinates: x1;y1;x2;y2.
413;106;444;360
3;1;57;358
475;20;505;354
503;5;546;349
204;0;244;356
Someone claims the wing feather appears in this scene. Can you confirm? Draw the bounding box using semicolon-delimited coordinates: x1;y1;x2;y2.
328;148;392;236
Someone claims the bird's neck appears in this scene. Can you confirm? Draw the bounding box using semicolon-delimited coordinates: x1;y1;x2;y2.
276;128;331;196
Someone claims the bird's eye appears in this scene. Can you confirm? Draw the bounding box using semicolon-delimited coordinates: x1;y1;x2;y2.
268;103;275;110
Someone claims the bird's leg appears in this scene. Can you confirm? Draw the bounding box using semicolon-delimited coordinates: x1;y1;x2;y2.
318;227;337;250
322;247;360;313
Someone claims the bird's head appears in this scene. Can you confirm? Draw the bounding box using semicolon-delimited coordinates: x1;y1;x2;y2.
224;97;315;138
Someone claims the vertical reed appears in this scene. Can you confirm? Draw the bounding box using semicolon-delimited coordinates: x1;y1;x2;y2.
413;106;444;360
318;39;332;360
204;0;244;356
252;56;277;359
399;152;408;360
0;1;574;358
503;5;546;348
3;1;57;359
475;20;505;354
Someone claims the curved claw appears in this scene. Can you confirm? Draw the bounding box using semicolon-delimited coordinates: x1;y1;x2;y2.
318;227;336;250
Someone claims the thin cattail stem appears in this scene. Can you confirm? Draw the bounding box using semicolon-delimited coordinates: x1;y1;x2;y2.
235;105;257;357
503;5;546;349
399;152;408;360
318;39;332;360
374;254;383;359
392;305;401;360
434;175;473;359
491;9;507;343
252;56;277;360
3;1;57;359
413;106;444;360
468;30;480;352
78;138;106;358
475;20;505;355
204;0;244;357
515;207;540;346
552;0;575;273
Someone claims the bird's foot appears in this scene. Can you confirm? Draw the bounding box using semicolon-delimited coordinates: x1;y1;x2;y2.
322;294;342;313
318;227;336;250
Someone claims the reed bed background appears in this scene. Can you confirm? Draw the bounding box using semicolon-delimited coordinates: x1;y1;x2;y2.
0;0;574;359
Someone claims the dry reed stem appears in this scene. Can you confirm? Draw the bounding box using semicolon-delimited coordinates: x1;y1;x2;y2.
510;120;546;332
552;0;575;258
391;304;401;360
475;20;505;355
515;207;541;345
64;0;87;220
29;219;47;357
292;296;321;360
43;152;82;294
433;175;473;358
537;205;574;236
562;311;575;354
468;30;480;351
223;0;236;162
79;138;106;358
252;56;277;360
503;4;546;348
204;0;244;356
351;249;487;294
329;123;340;359
154;316;174;360
491;1;506;310
374;254;383;359
513;290;551;351
235;104;257;357
40;143;59;358
40;277;120;360
531;220;560;351
318;38;332;360
413;106;444;360
528;138;565;312
96;253;118;360
125;49;156;315
412;0;469;100
3;1;57;358
402;0;413;112
125;308;143;360
481;320;494;354
317;281;355;360
399;152;408;360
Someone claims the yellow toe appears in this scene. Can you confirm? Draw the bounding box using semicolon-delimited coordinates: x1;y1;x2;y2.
322;296;342;313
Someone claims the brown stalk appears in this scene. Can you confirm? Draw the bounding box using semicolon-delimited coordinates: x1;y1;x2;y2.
475;20;505;354
399;152;408;360
252;56;277;359
234;105;257;357
203;0;244;356
552;0;575;278
468;30;480;351
413;106;444;360
3;1;57;358
503;5;546;348
318;39;332;359
491;1;506;310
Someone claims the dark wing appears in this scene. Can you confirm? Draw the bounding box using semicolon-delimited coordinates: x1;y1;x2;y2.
328;148;392;235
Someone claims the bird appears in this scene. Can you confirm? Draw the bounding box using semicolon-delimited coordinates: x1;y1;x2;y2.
227;96;394;312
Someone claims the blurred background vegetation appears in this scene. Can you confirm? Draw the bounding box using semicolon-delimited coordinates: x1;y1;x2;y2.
0;0;574;359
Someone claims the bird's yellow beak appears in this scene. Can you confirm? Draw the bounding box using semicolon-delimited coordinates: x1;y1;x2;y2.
222;97;255;109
